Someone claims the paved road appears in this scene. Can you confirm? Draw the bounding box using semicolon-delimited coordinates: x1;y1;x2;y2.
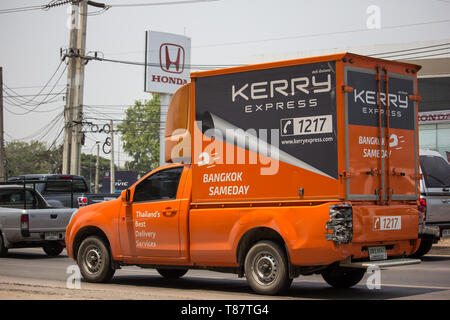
0;248;450;300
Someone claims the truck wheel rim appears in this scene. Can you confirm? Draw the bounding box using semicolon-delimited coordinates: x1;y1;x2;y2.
85;246;103;274
252;252;278;286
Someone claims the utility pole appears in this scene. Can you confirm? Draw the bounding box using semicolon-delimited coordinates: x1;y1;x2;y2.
95;142;99;193
62;0;88;175
159;93;172;166
70;0;88;175
0;67;6;181
62;1;79;174
109;120;115;194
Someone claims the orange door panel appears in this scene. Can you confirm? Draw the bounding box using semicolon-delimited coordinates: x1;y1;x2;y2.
119;166;185;258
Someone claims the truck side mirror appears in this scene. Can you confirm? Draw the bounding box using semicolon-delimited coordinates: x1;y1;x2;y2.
121;189;131;203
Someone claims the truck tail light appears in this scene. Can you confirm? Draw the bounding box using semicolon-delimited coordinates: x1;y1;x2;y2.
21;214;29;229
418;198;426;223
326;203;353;245
21;214;30;237
78;196;88;207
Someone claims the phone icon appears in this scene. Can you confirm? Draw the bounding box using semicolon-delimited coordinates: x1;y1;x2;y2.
281;119;293;136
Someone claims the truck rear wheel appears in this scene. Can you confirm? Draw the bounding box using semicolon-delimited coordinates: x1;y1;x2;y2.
0;233;8;257
77;236;115;283
43;243;64;256
410;239;433;258
244;240;292;295
321;266;366;288
157;269;188;279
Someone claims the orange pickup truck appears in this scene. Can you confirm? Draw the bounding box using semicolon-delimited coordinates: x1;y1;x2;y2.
66;53;423;295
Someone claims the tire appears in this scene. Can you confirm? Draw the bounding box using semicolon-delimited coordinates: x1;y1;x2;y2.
43;243;64;256
321;266;366;288
77;236;115;283
410;239;433;258
0;232;8;257
244;240;292;295
157;269;188;279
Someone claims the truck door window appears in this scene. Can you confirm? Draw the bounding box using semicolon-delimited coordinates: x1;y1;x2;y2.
133;167;183;203
44;179;88;193
0;190;36;208
420;155;450;188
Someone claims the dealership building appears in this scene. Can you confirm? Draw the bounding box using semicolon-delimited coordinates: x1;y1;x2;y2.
245;40;450;160
411;57;450;161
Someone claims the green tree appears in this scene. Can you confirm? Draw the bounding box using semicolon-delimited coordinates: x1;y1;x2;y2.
117;95;160;176
80;153;113;190
4;140;61;177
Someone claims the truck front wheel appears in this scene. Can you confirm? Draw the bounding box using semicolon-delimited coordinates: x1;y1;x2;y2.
77;236;115;283
244;241;292;295
321;266;366;288
157;269;188;279
0;233;8;257
43;243;64;256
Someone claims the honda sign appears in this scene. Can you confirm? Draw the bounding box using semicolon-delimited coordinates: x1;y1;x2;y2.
145;31;191;94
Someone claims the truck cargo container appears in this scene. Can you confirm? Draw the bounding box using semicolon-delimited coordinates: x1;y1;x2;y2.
66;53;422;295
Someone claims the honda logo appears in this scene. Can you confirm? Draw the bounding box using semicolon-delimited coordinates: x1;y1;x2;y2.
159;43;185;74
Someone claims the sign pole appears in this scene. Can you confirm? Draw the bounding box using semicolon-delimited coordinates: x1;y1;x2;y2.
160;93;172;166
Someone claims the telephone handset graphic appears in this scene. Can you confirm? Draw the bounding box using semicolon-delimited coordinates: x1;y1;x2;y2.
283;120;292;135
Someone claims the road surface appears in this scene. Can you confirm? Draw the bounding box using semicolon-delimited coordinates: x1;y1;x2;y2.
1;247;450;300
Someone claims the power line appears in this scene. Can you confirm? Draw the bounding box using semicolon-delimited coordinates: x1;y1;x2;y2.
370;42;450;57
373;45;450;59
80;52;244;69
401;50;450;60
2;60;65;106
4;84;66;90
191;19;450;50
3;91;65;99
108;0;219;8
0;0;76;15
3;64;67;115
0;5;44;14
0;0;217;15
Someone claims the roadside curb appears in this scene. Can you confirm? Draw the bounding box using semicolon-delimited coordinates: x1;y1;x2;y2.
429;246;450;255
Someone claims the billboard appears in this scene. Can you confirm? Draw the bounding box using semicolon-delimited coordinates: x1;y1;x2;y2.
102;171;138;194
192;61;339;202
144;31;191;94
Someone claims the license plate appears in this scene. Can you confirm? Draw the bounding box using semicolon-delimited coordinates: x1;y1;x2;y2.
45;232;60;240
442;229;450;238
373;216;402;231
368;246;387;261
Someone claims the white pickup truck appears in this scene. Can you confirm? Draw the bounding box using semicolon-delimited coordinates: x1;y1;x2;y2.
0;185;77;257
413;149;450;257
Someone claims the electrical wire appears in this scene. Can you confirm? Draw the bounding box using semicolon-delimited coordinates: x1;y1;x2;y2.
84;53;245;69
188;19;450;50
0;5;44;14
401;50;450;60
108;0;219;8
3;64;67;115
374;45;450;59
2;60;64;106
370;42;450;57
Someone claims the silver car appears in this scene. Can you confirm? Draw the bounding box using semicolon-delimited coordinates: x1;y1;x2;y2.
413;149;450;257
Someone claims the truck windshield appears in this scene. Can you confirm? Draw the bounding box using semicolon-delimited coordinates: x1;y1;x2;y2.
44;179;88;193
420;155;450;188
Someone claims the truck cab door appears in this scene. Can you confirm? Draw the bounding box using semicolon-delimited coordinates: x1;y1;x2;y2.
120;166;185;258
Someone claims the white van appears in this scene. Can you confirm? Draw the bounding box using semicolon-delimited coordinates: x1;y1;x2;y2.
413;149;450;257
